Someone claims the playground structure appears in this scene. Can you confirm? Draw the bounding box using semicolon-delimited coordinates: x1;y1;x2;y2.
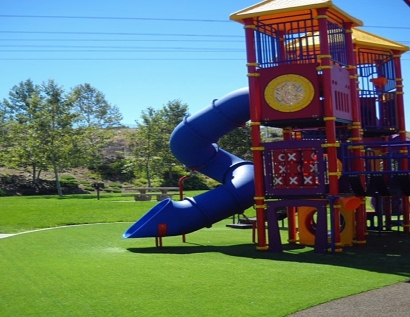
124;0;410;253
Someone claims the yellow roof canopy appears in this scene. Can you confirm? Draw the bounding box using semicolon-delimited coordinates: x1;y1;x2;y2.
353;28;409;53
230;0;363;27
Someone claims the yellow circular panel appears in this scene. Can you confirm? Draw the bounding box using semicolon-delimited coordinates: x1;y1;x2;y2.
264;74;315;112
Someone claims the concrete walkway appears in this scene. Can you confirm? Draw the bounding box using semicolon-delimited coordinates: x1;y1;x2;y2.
288;281;410;317
0;234;15;239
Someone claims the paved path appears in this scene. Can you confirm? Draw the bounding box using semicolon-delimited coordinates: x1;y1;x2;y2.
0;234;15;239
289;281;410;317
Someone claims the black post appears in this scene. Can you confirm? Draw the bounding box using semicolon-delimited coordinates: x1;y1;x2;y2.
92;183;105;200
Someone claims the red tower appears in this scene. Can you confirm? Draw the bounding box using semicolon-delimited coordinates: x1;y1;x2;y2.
230;0;409;253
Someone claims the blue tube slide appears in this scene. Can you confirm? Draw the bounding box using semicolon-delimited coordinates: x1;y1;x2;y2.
123;88;254;238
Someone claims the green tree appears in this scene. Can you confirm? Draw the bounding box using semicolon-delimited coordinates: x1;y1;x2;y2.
0;100;12;159
130;100;189;187
69;83;122;129
1;79;123;196
218;122;253;161
0;80;48;181
67;83;123;168
157;99;189;183
131;107;162;187
43;80;81;195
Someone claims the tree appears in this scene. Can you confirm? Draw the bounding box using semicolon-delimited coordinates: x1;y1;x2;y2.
129;100;189;187
218;122;253;161
157;100;189;183
1;79;123;196
0;80;48;181
131;107;163;187
40;79;80;196
67;83;123;168
69;83;122;129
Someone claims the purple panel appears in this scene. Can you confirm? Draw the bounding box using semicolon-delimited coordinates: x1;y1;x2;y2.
263;140;326;197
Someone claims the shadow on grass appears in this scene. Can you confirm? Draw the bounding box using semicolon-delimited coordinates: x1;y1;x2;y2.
127;231;410;279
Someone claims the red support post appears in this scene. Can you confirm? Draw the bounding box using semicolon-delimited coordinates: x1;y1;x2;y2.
393;52;410;234
179;175;190;242
317;8;342;251
243;18;268;251
344;22;367;245
283;127;297;243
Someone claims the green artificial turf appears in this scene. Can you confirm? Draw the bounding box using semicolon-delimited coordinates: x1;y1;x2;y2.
0;192;205;233
1;194;409;316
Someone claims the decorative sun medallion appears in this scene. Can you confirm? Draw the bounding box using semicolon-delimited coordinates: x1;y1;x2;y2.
264;74;315;112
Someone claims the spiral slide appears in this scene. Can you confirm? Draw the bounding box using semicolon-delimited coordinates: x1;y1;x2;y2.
123;88;255;238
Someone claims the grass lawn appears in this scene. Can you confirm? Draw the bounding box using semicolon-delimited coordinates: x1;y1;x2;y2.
0;191;206;233
1;194;409;316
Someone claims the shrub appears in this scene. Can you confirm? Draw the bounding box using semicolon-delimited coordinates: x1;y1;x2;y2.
60;175;79;188
182;174;209;190
0;174;15;184
0;188;9;196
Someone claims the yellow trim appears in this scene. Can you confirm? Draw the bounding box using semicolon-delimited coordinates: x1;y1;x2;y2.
321;143;340;148
254;204;267;210
323;117;336;121
251;146;265;151
399;150;408;154
396;85;404;88
254;196;265;200
402;224;410;228
349;75;359;79
328;172;342;177
345;29;353;34
349;137;362;141
397;92;404;95
288;239;298;243
256;246;269;251
345;65;357;70
399;130;407;133
250;121;261;126
315;15;329;19
318;54;332;59
352;122;361;126
348;145;364;150
247;73;260;77
335;248;343;253
244;25;256;29
333;204;341;208
354;240;367;244
246;62;259;67
395;78;403;81
319;65;333;70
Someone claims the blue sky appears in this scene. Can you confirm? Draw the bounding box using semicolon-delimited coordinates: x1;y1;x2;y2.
1;0;409;127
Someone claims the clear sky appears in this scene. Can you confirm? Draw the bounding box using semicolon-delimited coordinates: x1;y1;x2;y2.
1;0;409;127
